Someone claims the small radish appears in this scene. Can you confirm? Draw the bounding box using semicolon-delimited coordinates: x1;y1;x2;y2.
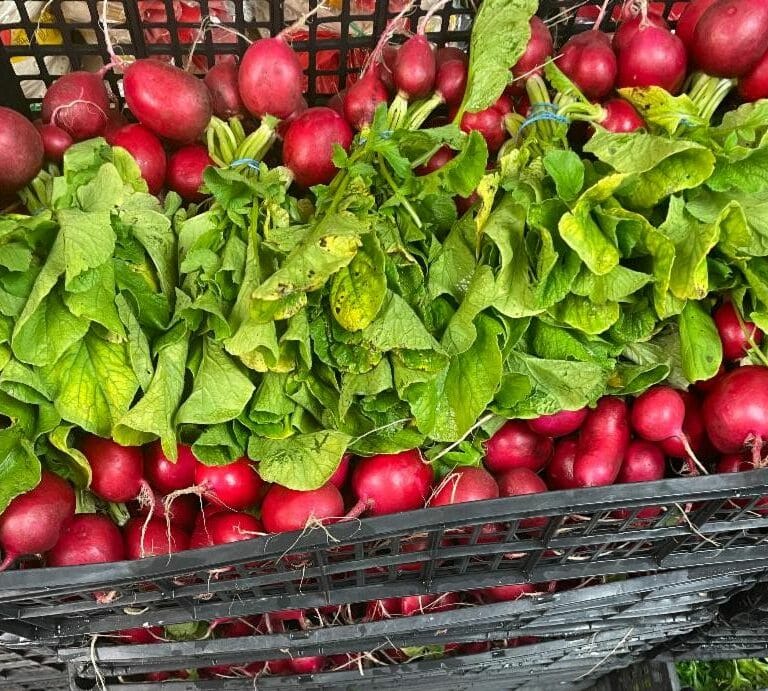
557;31;617;100
282;107;353;187
393;35;436;101
527;408;587;438
343;67;389;130
80;436;149;504
616;26;687;93
572;397;630;487
511;17;554;84
616;440;666;484
328;453;351;489
0;108;44;194
400;592;459;616
497;467;548;529
676;0;718;52
107;123;167;195
595;99;645;133
0;471;75;570
416;145;455;175
261;483;344;533
480;582;536;603
123;517;189;559
131;491;198;530
204;60;247;119
144;442;197;495
326;89;347;116
739;48;768;101
34;121;73;163
349;449;434;517
484;421;553;473
47;514;125;567
460;106;506;152
193;458;263;511
545;437;579;490
661;391;710;461
289;657;326;674
435;46;467;67
429;466;499;506
612;12;668;54
434;59;468;108
166;144;214;202
41;71;110;140
190;511;263;548
713;302;763;361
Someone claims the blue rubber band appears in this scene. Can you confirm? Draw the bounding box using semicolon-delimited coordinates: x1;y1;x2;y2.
230;158;261;171
519;109;570;133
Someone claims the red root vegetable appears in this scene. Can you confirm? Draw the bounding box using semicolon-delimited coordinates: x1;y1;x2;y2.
190;511;264;548
527;408;588;437
484;421;553;473
260;482;345;533
123;517;189;559
107;123;167;195
435;46;467;67
460;106;506;152
434;59;468;107
289;656;326;674
597;98;645;133
616;440;666;484
612;12;668;54
393;34;436;100
546;437;579;490
511;17;554;84
572;397;630;487
41;71;110;141
35;121;74;163
0;108;44;194
429;466;499;506
661;392;709;461
343;67;389;130
676;0;718;52
204;60;247;119
328;453;351;488
400;592;459;616
497;467;548;529
739;48;768;101
416;145;455;175
193;458;263;511
144;442;197;495
557;31;617;100
132;491;198;531
714;301;763;361
166;144;213;202
81;436;149;504
616;25;687;94
480;582;536;603
47;514;125;567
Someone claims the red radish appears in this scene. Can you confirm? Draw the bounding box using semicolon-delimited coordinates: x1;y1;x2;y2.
436;46;468;67
617;26;687;93
328;454;351;488
47;514;125;567
265;659;292;675
434;59;468;107
123;60;212;143
107;124;167;195
132;491;198;530
692;0;768;77
239;37;305;119
393;35;436;100
528;408;587;437
675;0;718;51
144;443;197;495
326;89;347;116
480;582;536;603
493;94;515;116
695;364;727;395
282;107;353;187
429;467;499;506
166;144;213;202
612;12;668;54
511;17;553;83
546;437;579;490
460;107;506;152
41;71;110;141
81;436;148;503
123;517;189;559
456;191;480;214
349;449;434;516
739;48;768;101
572;397;630;488
289;656;326;674
116;626;164;644
261;483;344;533
0;108;44;194
497;468;548;529
365;597;402;620
343;68;389;130
193;458;263;511
484;421;553;473
416;145;455;175
557;32;617;100
35;122;73;163
616;440;666;484
0;471;75;571
717;454;768;511
204;60;247;119
714;302;762;361
445;641;491;655
661;392;709;460
596;99;645;133
190;511;263;548
400;592;459;616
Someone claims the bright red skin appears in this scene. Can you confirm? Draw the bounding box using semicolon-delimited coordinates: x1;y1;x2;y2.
47;514;125;567
0;471;75;569
599;99;645;133
283;107;353;188
123;517;189;559
511;17;553;82
435;59;467;107
132;491;198;530
631;386;686;442
557;32;617;100
480;582;536;603
416;145;455;175
484;421;554;473
81;436;145;503
661;392;709;459
35;122;73;163
739;48;768;101
117;626;164;644
204;60;246;119
108;123;167;195
617;26;687;94
460;107;506;152
676;0;718;51
289;656;326;674
328;453;351;488
703;366;768;453
546;437;579;489
435;46;468;67
261;482;344;533
612;13;668;54
497;468;548;529
351;450;434;516
343;70;389;130
393;35;436;99
572;397;630;488
527;408;587;437
41;71;110;141
166;144;213;202
692;0;768;77
365;597;402;620
429;467;499;506
616;440;666;484
400;592;459;616
144;443;197;495
124;60;212;143
194;458;263;511
190;511;263;548
239;37;305;119
0;108;44;194
714;302;762;361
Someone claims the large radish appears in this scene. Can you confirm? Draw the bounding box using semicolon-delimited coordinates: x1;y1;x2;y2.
572;397;630;487
41;71;111;140
0;108;44;194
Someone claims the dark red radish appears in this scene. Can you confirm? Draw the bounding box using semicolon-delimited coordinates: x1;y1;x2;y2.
123;60;212;143
612;12;668;54
497;468;548;529
107;124;167;195
0;471;75;571
190;511;263;548
116;626;164;644
343;68;389;130
456;191;479;214
480;582;536;603
739;48;768;101
416;145;455;175
572;397;630;488
557;31;617;100
393;35;436;100
717;454;768;511
326;89;347;116
528;408;587;438
661;392;709;460
166;144;213;202
144;443;197;495
365;597;402;620
616;440;666;484
695;364;727;395
617;26;687;93
261;482;344;533
714;302;763;361
596;99;645;133
123;517;189;559
132;491;198;530
484;421;553;473
265;659;292;675
47;514;125;567
511;17;554;82
434;59;468;107
282;107;353;187
429;466;499;506
444;641;492;655
675;0;718;51
35;122;73;163
193;458;263;511
546;437;579;490
692;0;768;77
349;449;434;517
329;453;351;489
435;46;468;67
41;71;110;141
0;108;44;195
380;44;399;92
239;37;305;119
400;592;459;616
204;60;247;119
81;436;147;503
460;106;506;152
289;656;326;674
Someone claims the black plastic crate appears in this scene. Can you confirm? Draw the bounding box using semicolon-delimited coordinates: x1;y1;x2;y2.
0;636;67;691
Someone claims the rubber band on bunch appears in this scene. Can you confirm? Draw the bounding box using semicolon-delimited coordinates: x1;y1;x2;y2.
518;102;571;134
229;158;261;171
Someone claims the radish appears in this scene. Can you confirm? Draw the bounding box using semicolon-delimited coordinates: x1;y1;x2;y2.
289;656;326;674
282;107;353;187
349;449;434;516
107;124;167;195
497;468;548;529
123;60;212;143
428;467;499;506
435;46;468;67
484;421;553;473
131;491;198;530
713;302;763;361
572;397;630;487
41;71;110;141
676;0;718;52
144;442;197;495
238;37;305;119
393;35;436;101
400;592;459;616
343;67;389;130
416;145;454;175
123;517;189;559
365;597;402;620
193;458;263;511
0;108;43;195
80;436;148;504
166;144;213;202
261;483;344;533
115;626;164;644
557;31;617;100
717;454;768;511
34;122;73;163
460;106;506;152
739;48;768;101
0;471;75;570
326;89;347;116
190;511;263;548
47;514;125;566
595;99;645;133
546;437;579;490
527;408;587;437
616;440;666;484
612;12;668;54
204;60;247;119
510;17;553;84
328;453;351;488
661;392;709;461
616;26;687;94
434;59;468;108
480;582;536;603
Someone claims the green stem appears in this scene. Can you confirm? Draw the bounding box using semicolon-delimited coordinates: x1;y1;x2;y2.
388;94;409;130
404;93;443;130
525;75;555;142
236;115;279;162
378;158;422;228
688;75;735;123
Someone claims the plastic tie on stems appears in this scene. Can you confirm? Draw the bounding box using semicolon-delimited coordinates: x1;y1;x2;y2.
229;158;261;171
518;102;570;133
